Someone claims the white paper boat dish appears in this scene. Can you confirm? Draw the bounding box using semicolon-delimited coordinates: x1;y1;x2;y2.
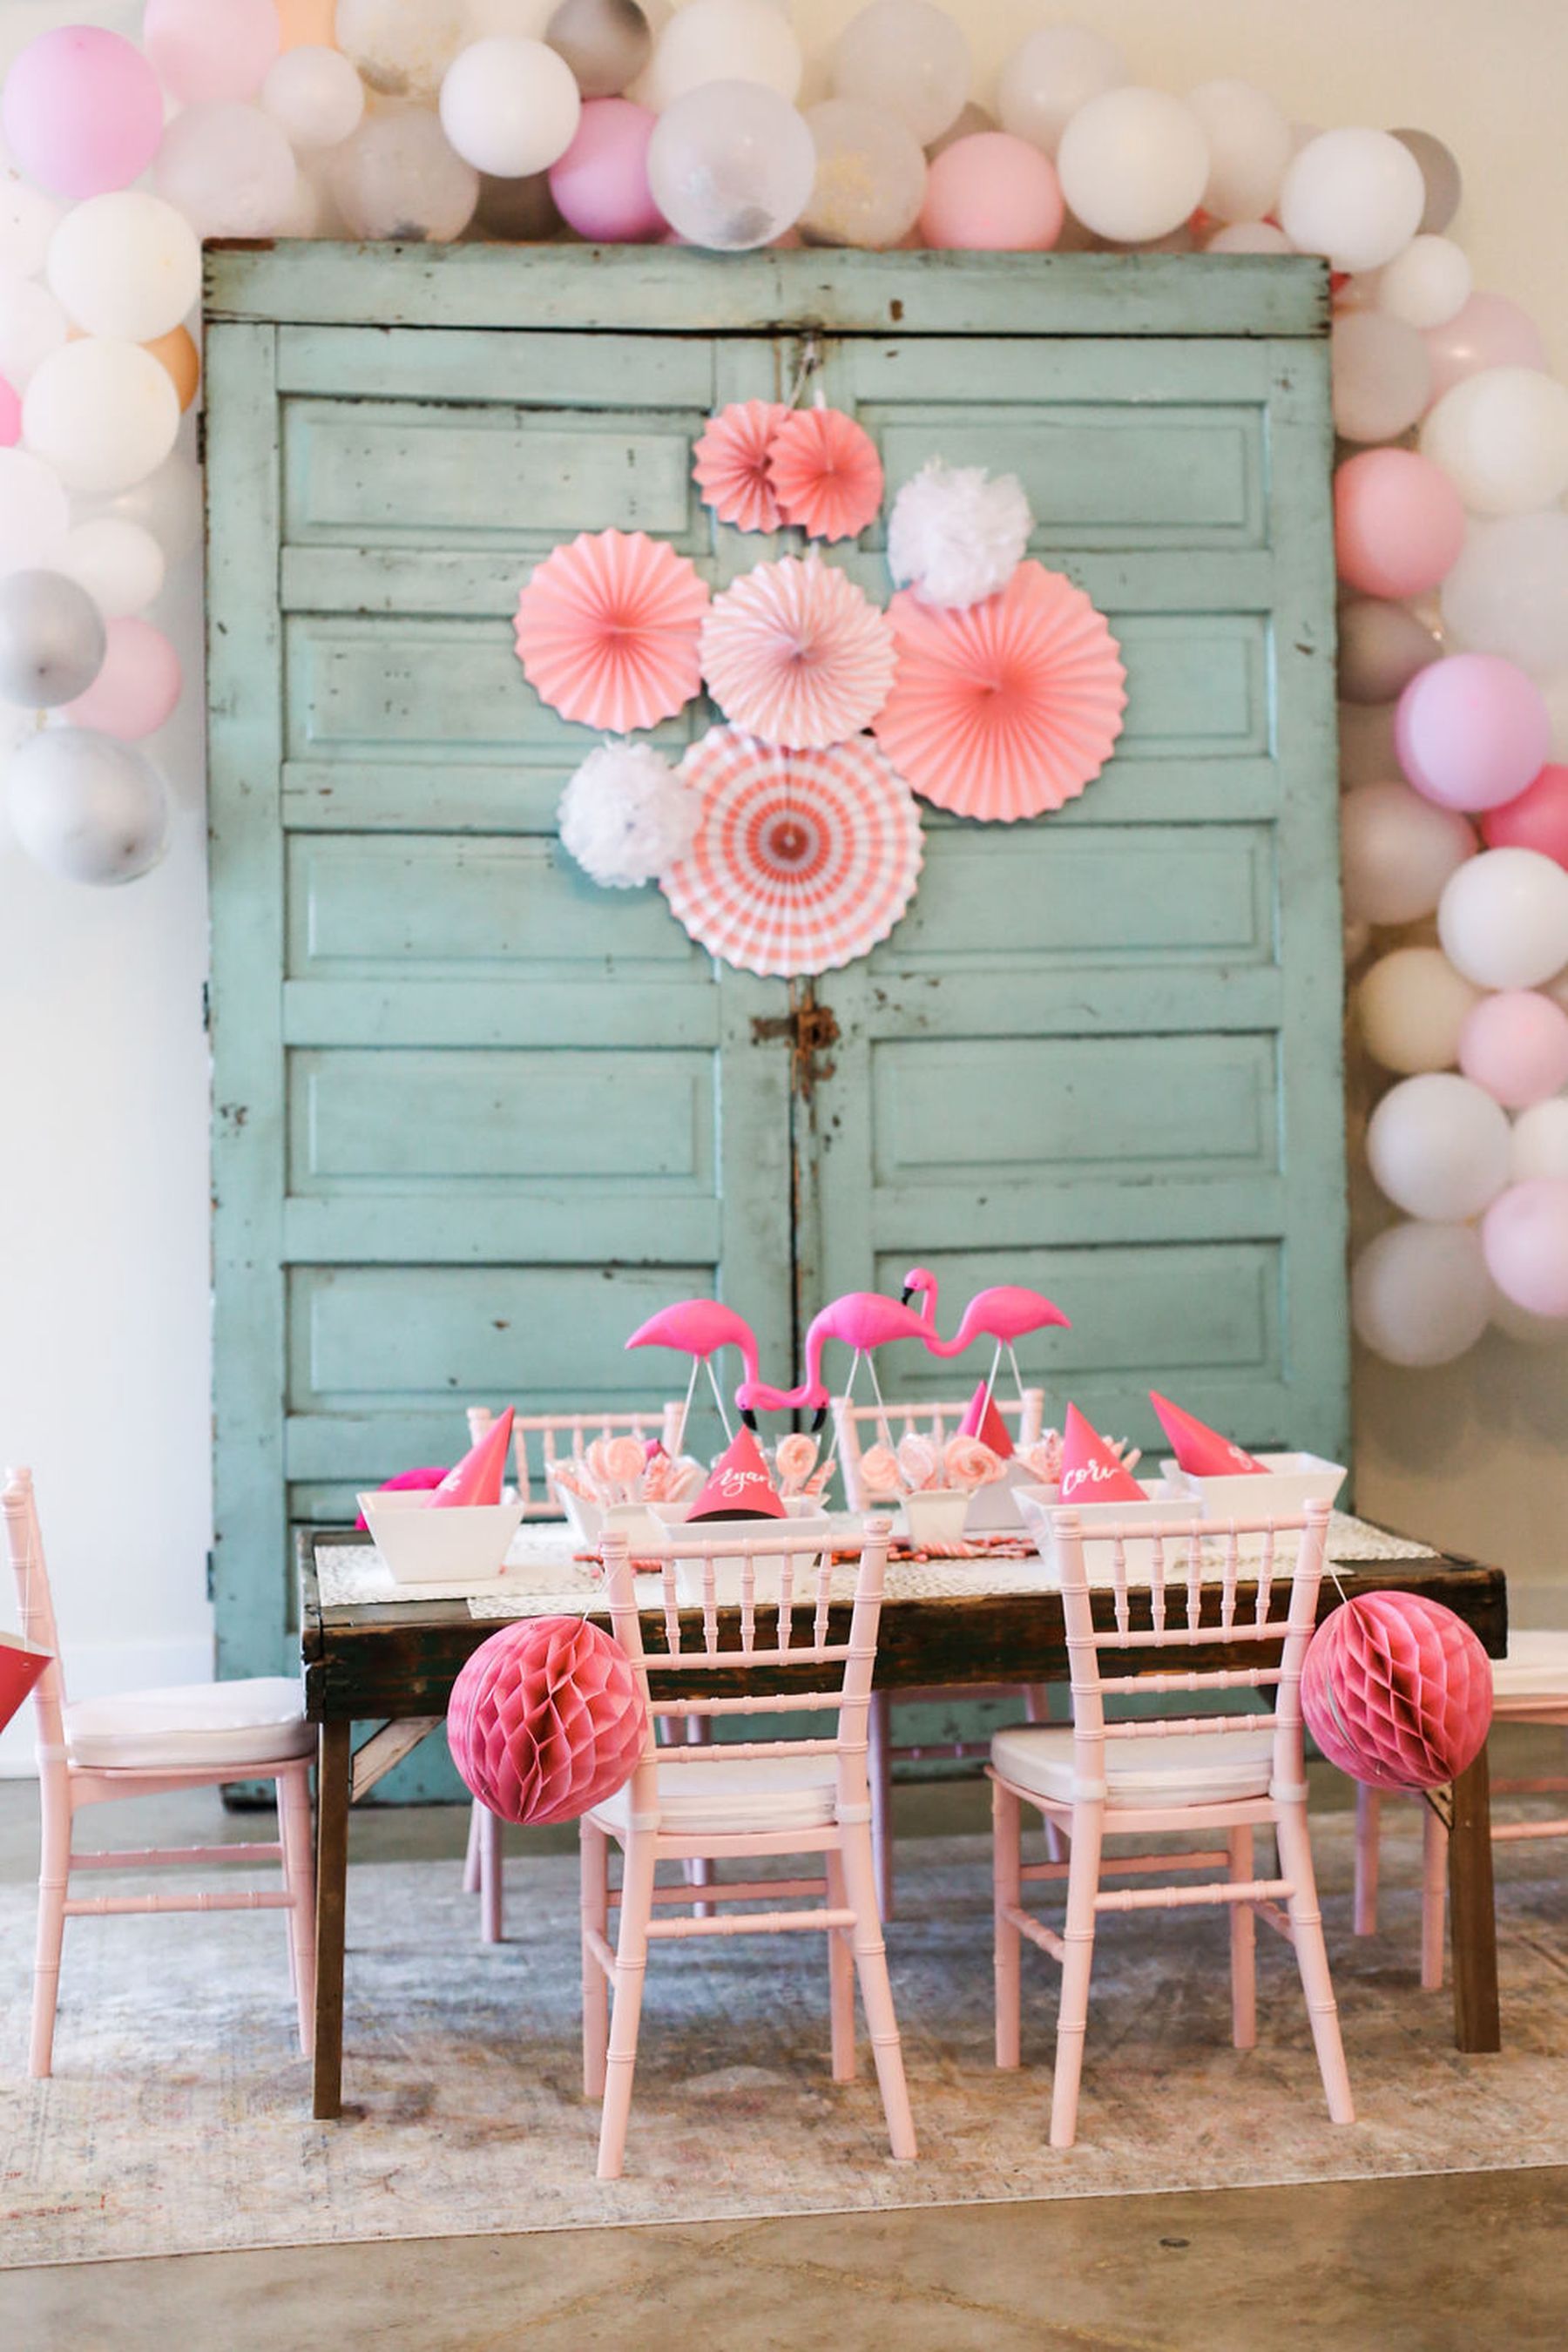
358;1491;524;1585
555;1490;671;1556
1015;1479;1196;1584
902;1489;971;1549
1159;1452;1347;1517
963;1457;1037;1533
668;1514;835;1605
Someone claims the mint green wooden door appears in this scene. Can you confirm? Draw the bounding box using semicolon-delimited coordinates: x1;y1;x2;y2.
206;249;1343;1711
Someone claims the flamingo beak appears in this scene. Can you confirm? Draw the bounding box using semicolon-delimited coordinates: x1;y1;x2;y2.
900;1284;915;1306
810;1404;827;1435
740;1406;759;1432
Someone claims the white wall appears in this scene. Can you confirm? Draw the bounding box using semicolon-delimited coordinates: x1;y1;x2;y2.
4;0;1566;1768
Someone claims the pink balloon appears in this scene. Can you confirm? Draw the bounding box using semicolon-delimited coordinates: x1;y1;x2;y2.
1481;763;1568;868
548;100;663;243
1396;654;1551;811
0;378;18;449
1334;448;1466;601
60;618;182;740
919;133;1064;253
1458;990;1568;1107
143;0;280;105
1423;292;1549;403
0;27;164;199
1482;1176;1568;1318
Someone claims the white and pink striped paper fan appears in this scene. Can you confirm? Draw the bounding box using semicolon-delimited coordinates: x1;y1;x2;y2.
661;727;923;978
700;555;897;748
873;560;1127;821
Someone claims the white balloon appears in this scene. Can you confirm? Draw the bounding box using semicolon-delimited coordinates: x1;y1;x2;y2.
6;725;170;885
1421;367;1568;517
1356;947;1483;1074
1512;1096;1568;1181
98;453;204;566
45;194;201;344
1342;779;1475;925
335;0;470;101
57;518;166;618
1337;599;1441;705
996;24;1125;157
154;104;299;239
1331;310;1431;443
1205;221;1293;255
1057;87;1209;246
0;568;105;706
262;47;367;150
439;38;580;177
0;169;61;279
1376;233;1471;331
800;101;926;249
647;0;803;112
0;269;68;390
1352;1220;1494;1366
22;340;179;497
1439;847;1568;990
1279;128;1425;274
1440;510;1568;680
1366;1071;1511;1220
647;80;814;250
1186;79;1291;224
829;0;965;146
0;449;68;575
330;105;480;241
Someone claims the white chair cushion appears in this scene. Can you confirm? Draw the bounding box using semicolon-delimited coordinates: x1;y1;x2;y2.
590;1754;839;1838
992;1722;1275;1809
64;1677;313;1771
1491;1629;1568;1706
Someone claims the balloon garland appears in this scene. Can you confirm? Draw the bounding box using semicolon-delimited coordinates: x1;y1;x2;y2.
1;3;1565;1362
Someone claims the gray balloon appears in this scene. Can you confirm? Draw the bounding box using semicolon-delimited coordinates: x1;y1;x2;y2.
8;726;170;885
1390;128;1462;235
547;0;652;98
0;569;106;709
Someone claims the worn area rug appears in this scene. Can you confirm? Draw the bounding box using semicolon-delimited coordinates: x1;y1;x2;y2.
3;1809;1566;2268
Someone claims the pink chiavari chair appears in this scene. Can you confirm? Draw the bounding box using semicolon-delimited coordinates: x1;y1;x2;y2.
2;1468;315;2075
1352;1630;1568;1988
834;1386;1055;1920
990;1500;1354;2147
458;1398;688;1943
581;1518;917;2180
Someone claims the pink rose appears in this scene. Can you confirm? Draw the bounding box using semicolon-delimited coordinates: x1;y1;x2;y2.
943;1436;1004;1491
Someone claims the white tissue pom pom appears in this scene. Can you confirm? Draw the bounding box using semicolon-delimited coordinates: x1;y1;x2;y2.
887;460;1034;609
558;740;698;889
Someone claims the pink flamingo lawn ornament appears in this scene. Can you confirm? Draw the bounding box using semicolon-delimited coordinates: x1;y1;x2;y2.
900;1267;1071;1418
625;1299;760;1444
736;1289;935;1435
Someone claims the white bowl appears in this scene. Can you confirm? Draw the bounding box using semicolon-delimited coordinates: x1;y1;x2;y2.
903;1489;971;1550
358;1491;524;1585
1159;1452;1347;1518
1015;1480;1197;1584
963;1457;1038;1532
669;1514;834;1605
556;1490;669;1554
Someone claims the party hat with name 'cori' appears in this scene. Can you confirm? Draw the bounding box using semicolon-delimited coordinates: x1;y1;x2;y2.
686;1425;787;1522
957;1379;1014;1459
1058;1403;1146;1505
429;1407;514;1510
1149;1391;1267;1477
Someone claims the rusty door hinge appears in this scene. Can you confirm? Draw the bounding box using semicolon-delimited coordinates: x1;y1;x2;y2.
751;997;839;1098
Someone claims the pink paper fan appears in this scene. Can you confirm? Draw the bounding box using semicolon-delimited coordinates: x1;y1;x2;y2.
693;400;791;534
513;529;709;735
700;556;897;748
873;560;1127;821
661;727;923;978
767;407;884;544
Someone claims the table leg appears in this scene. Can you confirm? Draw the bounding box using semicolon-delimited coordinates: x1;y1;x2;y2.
1448;1744;1500;2054
313;1720;352;2119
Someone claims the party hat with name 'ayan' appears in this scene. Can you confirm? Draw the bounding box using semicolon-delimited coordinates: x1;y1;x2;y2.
686;1426;787;1522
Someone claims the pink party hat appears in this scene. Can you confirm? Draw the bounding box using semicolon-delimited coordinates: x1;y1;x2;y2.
686;1426;786;1522
1149;1391;1267;1477
1058;1403;1146;1506
0;1632;51;1739
355;1465;449;1531
958;1380;1014;1460
429;1407;514;1510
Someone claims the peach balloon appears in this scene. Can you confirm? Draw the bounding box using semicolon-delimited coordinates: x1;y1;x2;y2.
919;132;1063;252
277;0;339;49
60;616;182;739
1458;989;1568;1108
143;325;199;413
1334;448;1466;601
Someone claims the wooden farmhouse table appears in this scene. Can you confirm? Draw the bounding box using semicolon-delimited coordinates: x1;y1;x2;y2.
299;1524;1508;2121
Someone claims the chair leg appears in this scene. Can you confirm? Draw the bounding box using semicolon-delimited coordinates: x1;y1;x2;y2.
992;1777;1023;2071
1049;1801;1103;2151
1022;1688;1067;1862
478;1806;504;1944
580;1819;610;2101
1228;1826;1256;2051
868;1689;895;1922
1353;1783;1381;1936
278;1765;317;2059
825;1846;855;2083
836;1816;916;2162
1421;1797;1450;1993
462;1799;483;1896
597;1828;659;2180
684;1716;714;1918
30;1779;71;2079
1275;1796;1355;2126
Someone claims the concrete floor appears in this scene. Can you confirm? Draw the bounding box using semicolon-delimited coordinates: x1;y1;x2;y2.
3;1770;1566;2352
